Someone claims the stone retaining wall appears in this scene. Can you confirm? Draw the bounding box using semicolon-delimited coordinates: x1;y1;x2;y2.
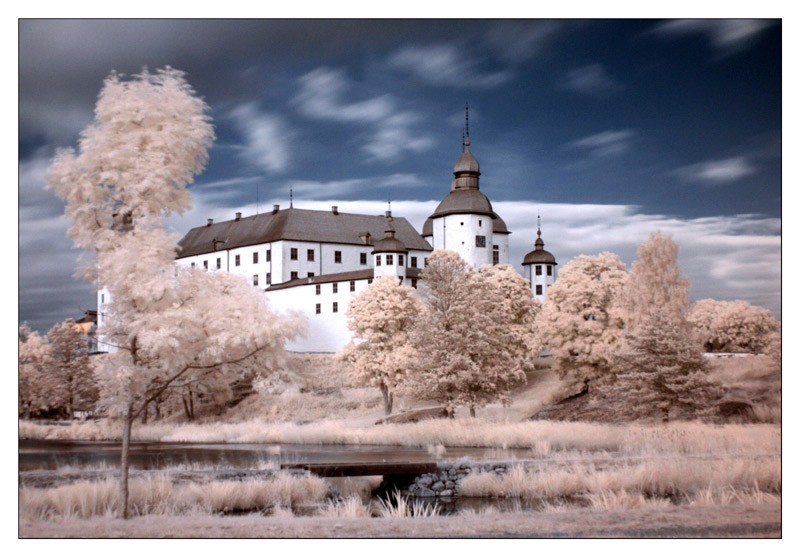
403;462;512;498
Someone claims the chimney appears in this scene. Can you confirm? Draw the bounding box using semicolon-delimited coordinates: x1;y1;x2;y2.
272;204;280;214
385;210;392;218
332;206;339;215
207;218;214;227
359;231;372;245
235;212;242;221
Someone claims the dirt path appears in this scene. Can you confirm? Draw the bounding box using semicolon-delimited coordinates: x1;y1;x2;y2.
20;502;780;538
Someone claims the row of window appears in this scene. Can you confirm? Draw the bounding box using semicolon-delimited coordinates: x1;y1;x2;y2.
534;265;553;276
194;251;429;271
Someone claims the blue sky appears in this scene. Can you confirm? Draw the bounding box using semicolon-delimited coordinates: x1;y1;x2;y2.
18;19;782;333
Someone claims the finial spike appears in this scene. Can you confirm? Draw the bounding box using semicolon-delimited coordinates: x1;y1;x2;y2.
537;213;541;237
462;128;465;152
465;102;469;137
289;184;293;208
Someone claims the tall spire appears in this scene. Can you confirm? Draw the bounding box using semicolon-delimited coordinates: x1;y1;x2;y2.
289;184;293;208
535;213;544;249
465;102;470;147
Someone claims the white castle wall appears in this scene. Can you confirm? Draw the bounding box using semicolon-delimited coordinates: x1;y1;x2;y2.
429;214;494;268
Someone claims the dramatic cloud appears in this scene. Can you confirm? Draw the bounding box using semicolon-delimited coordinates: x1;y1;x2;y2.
389;43;512;88
228;103;293;174
293;67;433;162
559;64;624;98
651;19;773;56
484;20;563;63
568;129;637;158
675;157;756;185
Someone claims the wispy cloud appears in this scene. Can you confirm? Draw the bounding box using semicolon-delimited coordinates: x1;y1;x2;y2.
568;129;636;158
228;103;293;174
559;64;624;98
485;20;562;64
293;67;434;162
651;19;773;56
674;156;756;185
389;43;512;89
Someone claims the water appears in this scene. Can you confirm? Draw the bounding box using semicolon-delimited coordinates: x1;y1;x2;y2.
18;439;531;471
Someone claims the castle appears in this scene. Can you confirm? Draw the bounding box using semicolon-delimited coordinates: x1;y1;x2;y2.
98;127;558;353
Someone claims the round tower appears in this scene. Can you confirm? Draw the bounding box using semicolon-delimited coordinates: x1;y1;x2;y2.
372;216;408;281
425;107;508;268
521;218;557;302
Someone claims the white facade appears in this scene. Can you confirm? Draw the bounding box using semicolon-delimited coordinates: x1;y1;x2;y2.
524;262;557;303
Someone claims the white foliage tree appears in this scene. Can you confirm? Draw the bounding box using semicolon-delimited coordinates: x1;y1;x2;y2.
339;276;422;415
18;325;50;418
620;231;690;332
44;319;97;418
409;252;535;416
687;299;781;354
599;310;724;422
46;67;304;518
534;252;628;388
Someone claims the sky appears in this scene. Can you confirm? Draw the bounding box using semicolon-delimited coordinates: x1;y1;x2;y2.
17;18;782;334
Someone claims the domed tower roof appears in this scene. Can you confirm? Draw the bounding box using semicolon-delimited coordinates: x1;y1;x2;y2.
422;217;433;237
453;135;480;176
372;219;408;254
522;221;557;265
492;212;509;234
429;188;495;219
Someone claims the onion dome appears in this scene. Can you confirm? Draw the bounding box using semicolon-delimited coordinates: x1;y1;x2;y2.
422;217;433;237
372;219;408;254
454;135;480;175
492;212;509;234
522;226;557;265
429;188;495;219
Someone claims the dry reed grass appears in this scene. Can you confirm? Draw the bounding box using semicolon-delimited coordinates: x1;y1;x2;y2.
376;490;440;518
317;497;372;518
19;473;329;520
459;456;780;505
20;419;781;459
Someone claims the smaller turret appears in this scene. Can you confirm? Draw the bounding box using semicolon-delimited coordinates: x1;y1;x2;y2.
521;216;557;301
372;216;408;281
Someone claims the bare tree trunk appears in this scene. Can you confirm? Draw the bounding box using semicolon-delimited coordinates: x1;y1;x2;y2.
662;406;669;423
388;392;394;415
469;406;476;418
119;405;133;519
141;405;148;425
380;383;392;416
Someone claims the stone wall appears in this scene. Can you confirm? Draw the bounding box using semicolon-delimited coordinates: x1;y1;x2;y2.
403;462;512;498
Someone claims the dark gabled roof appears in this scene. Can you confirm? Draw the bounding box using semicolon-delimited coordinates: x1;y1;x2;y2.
264;267;421;292
177;208;432;259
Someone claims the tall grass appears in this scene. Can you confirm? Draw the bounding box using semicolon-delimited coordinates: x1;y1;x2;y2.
459;456;781;503
19;473;329;520
19;419;781;457
376;490;440;518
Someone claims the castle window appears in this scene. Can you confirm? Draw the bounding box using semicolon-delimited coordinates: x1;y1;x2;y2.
191;262;195;269
350;280;356;292
411;256;417;268
479;220;482;227
253;274;259;286
536;285;543;295
360;253;367;265
216;258;221;269
475;235;486;248
253;252;259;264
266;249;271;262
316;284;321;295
547;266;553;276
332;302;338;313
290;248;298;260
493;245;499;265
316;303;321;314
536;265;542;276
101;294;104;303
368;278;373;285
411;278;417;289
266;272;271;285
307;249;315;262
203;260;208;269
334;251;342;264
376;255;381;266
461;222;464;226
424;258;428;266
386;254;394;265
399;255;404;266
291;271;298;280
235;255;240;266
308;272;315;279
333;283;338;294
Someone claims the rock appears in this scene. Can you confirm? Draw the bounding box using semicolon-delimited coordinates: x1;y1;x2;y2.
417;487;435;497
431;481;445;491
418;476;433;488
448;468;457;476
439;489;454;497
445;480;455;489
